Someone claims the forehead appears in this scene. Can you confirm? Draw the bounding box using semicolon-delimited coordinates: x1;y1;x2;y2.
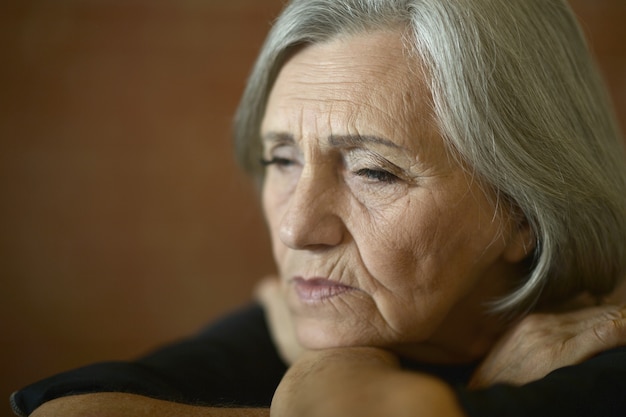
275;30;415;92
262;30;436;146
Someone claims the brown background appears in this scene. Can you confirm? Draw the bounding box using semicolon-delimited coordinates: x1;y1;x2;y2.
1;1;624;415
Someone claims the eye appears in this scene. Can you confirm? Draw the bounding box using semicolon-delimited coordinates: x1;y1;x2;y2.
354;168;399;183
260;157;296;169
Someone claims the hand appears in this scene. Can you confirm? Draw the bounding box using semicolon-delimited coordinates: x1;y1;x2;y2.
255;276;305;364
256;280;466;416
271;348;465;417
469;302;626;388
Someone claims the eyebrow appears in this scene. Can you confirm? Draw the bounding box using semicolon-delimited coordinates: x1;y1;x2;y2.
328;134;404;150
262;131;295;145
262;131;405;150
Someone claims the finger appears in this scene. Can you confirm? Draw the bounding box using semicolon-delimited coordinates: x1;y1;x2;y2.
547;303;625;328
567;304;626;359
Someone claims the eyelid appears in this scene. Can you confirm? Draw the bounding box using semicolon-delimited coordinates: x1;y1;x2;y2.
263;142;300;159
261;143;304;172
260;156;293;166
345;150;416;183
261;132;295;155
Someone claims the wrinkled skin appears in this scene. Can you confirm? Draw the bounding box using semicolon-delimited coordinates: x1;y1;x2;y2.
258;276;626;388
260;29;534;363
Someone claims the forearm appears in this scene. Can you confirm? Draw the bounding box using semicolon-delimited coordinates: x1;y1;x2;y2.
271;347;466;417
29;393;269;417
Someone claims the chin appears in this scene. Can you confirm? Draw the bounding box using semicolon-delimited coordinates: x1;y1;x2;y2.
294;321;372;350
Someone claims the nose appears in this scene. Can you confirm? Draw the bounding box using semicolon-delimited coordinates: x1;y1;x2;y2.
278;169;345;250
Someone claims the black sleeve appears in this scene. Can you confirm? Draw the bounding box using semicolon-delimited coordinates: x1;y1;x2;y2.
10;303;287;416
454;346;626;417
11;304;626;417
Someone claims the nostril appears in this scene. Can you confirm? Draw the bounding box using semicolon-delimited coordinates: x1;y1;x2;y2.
278;203;344;250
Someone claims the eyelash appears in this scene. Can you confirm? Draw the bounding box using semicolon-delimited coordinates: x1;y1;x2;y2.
354;168;399;183
260;157;295;168
261;157;401;184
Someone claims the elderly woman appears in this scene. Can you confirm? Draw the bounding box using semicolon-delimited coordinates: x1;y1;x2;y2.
12;0;626;416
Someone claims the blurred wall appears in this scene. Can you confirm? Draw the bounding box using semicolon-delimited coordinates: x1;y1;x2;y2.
0;0;283;413
0;0;624;415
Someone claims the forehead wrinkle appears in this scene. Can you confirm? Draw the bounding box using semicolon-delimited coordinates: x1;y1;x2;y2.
262;30;440;168
289;52;400;82
328;134;405;151
283;47;411;99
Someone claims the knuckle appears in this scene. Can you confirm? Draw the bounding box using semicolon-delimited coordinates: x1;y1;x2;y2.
591;313;626;346
600;305;623;321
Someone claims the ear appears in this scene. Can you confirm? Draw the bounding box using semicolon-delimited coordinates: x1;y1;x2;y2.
503;217;536;263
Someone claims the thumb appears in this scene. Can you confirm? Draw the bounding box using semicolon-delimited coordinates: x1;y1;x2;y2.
569;304;626;358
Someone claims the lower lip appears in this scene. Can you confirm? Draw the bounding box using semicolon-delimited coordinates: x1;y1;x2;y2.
292;277;355;302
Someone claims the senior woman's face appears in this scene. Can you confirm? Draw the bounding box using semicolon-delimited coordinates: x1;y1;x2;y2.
261;30;529;362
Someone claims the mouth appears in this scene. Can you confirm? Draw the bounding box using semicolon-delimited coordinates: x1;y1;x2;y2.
291;277;356;303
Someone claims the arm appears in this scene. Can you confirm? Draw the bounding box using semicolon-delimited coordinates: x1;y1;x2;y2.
29;393;268;417
271;348;466;417
12;305;286;416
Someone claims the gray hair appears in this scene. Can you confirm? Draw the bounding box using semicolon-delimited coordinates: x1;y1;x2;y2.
233;0;626;313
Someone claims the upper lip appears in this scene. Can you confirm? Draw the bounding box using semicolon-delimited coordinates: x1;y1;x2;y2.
290;276;355;288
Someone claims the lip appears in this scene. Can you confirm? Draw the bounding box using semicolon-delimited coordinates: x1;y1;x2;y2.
291;277;356;303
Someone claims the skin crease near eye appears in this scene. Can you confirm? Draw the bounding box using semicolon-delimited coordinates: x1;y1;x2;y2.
260;29;533;364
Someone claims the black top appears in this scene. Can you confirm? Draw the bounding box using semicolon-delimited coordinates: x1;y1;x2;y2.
11;303;626;416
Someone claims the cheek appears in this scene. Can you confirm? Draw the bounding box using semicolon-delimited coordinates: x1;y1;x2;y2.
351;195;442;287
352;189;499;303
261;182;286;262
350;200;496;338
352;224;456;340
261;183;274;235
345;176;411;211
